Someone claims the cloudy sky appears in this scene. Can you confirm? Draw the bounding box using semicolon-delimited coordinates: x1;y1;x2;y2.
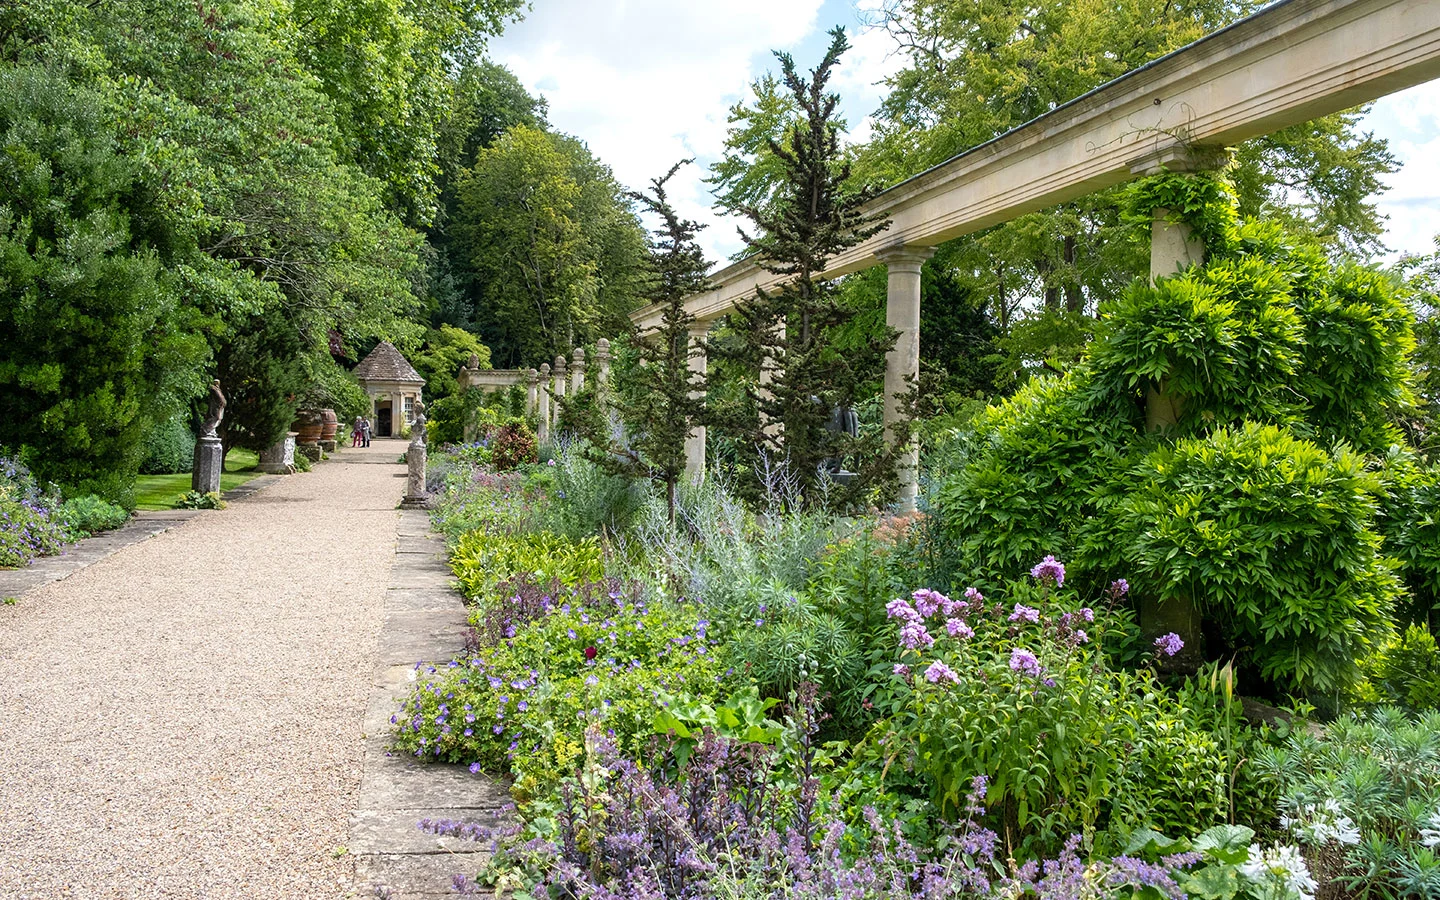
487;0;1440;267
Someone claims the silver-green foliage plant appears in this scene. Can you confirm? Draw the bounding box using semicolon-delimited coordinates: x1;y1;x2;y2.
1255;707;1440;899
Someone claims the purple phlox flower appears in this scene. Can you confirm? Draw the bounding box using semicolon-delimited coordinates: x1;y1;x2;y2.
1041;677;1057;688
1154;632;1184;657
1030;555;1066;587
1078;607;1095;623
912;588;949;618
1072;629;1089;645
924;660;959;684
893;663;911;677
1008;603;1040;624
1109;578;1130;598
964;586;984;605
946;618;974;640
899;621;934;650
886;598;923;624
1009;648;1042;678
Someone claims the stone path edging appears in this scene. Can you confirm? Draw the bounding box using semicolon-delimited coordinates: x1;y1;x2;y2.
351;509;512;899
0;474;284;600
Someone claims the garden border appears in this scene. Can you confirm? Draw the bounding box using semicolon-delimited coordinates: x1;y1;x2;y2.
350;508;512;899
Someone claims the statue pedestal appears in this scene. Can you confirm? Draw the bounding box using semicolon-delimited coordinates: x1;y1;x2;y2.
399;440;428;509
257;432;297;474
192;436;223;494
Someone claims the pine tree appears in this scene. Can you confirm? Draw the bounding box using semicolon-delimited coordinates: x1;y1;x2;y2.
709;28;896;508
575;161;711;522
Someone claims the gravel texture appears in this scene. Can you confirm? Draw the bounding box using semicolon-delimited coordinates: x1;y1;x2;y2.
0;445;406;898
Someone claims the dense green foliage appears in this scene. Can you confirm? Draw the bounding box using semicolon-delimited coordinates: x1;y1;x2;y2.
937;177;1422;697
55;494;130;538
139;414;195;476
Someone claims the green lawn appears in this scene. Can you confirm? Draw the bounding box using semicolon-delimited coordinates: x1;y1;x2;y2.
133;448;263;511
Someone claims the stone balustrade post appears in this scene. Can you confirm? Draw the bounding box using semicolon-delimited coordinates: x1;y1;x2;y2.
570;347;586;396
537;363;551;445
526;368;539;418
552;355;567;436
595;339;612;392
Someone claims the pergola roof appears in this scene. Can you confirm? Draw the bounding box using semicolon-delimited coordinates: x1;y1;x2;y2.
353;341;424;385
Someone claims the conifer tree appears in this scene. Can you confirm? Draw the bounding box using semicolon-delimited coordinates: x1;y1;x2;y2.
575;161;710;522
709;28;896;508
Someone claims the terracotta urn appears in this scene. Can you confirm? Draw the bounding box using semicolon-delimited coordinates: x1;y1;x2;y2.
292;408;324;445
319;408;338;443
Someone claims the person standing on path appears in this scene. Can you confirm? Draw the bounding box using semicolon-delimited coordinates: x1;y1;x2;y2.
352;415;364;447
361;416;372;447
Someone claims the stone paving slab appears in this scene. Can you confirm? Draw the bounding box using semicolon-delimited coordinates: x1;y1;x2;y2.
352;509;511;900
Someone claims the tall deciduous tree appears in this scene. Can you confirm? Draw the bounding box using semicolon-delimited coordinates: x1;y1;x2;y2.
0;66;203;504
856;0;1398;358
452;125;646;367
708;28;898;509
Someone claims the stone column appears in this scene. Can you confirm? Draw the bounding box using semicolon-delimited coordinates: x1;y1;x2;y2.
570;347;586;396
537;363;551;445
392;391;404;437
526;369;539;418
684;322;710;481
877;245;937;514
552;355;567;435
1127;145;1227;673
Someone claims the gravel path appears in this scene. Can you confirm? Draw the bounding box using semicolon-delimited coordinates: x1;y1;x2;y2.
0;445;407;898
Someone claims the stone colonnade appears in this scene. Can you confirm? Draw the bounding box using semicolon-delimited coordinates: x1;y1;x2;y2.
491;150;1220;512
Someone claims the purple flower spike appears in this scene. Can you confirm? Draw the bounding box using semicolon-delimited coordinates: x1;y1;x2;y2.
1030;555;1066;587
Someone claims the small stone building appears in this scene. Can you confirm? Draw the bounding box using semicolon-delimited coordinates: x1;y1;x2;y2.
353;341;425;438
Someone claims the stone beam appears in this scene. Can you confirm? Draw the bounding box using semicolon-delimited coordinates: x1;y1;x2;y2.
632;0;1440;330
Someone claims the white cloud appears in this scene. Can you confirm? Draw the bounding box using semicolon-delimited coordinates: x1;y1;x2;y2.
492;0;830;264
1361;79;1440;260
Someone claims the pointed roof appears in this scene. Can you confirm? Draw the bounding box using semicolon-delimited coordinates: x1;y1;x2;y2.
353;341;425;385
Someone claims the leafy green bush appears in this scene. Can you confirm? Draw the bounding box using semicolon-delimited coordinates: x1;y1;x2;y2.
56;494;129;539
139;414;195;475
1351;624;1440;712
176;491;224;510
450;530;604;605
542;444;647;539
1255;707;1440;898
391;579;725;805
1086;422;1398;694
1375;448;1440;625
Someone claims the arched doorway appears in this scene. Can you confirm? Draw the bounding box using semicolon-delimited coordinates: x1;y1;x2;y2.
377;403;393;437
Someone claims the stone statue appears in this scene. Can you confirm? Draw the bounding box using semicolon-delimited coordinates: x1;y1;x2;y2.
410;399;427;446
200;379;226;438
828;403;860;440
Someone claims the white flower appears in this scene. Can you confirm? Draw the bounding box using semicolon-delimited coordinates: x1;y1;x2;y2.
1420;809;1440;849
1240;844;1318;900
1284;798;1361;847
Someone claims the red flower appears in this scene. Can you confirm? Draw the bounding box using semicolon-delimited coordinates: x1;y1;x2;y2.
584;646;597;660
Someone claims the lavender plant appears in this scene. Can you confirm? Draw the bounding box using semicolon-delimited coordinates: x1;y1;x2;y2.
0;453;70;568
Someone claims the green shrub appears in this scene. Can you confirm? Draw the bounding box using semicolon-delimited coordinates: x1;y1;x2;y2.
176;490;224;510
1086;422;1398;695
1375;448;1440;625
450;530;604;605
56;494;129;539
542;445;646;539
1351;623;1440;712
491;421;536;471
139;414;195;475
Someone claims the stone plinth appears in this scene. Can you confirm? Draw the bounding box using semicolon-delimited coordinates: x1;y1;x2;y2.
257;432;297;474
318;439;337;453
192;436;223;494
